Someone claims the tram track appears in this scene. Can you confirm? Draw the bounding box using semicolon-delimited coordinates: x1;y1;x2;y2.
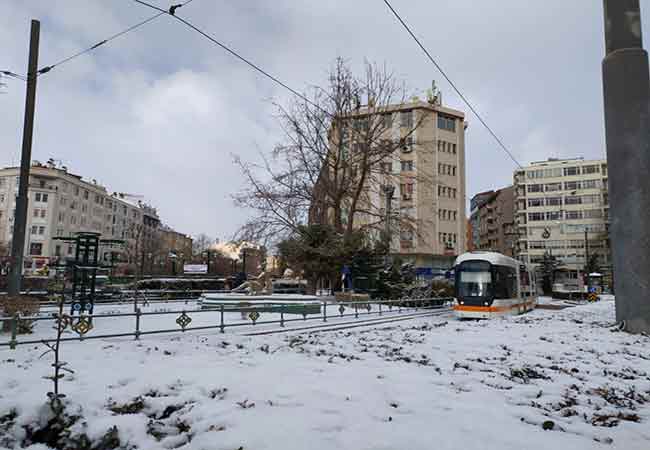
242;307;453;336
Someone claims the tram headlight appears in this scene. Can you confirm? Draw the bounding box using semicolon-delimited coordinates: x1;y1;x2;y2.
484;302;488;306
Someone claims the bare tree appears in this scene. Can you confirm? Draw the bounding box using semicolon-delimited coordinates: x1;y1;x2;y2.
192;233;214;257
234;58;433;246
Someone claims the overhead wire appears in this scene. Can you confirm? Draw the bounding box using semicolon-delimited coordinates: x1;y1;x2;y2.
132;0;330;117
381;0;523;169
35;0;195;77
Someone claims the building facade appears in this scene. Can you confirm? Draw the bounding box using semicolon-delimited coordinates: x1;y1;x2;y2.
319;94;468;273
0;161;160;274
469;186;515;257
513;157;611;286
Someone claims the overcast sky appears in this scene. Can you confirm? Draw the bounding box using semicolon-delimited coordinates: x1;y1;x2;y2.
2;1;648;241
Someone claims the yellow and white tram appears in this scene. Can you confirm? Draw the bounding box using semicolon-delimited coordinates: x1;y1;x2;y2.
453;251;537;319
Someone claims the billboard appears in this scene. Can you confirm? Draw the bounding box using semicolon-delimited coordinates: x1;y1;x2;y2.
183;264;208;274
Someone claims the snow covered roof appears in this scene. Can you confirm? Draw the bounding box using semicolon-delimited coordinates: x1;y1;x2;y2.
454;251;520;269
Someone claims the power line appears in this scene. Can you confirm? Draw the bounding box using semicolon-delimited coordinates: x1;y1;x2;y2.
36;0;195;77
1;70;27;82
132;0;329;116
381;0;523;169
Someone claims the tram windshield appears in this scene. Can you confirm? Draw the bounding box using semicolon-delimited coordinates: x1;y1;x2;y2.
457;261;492;298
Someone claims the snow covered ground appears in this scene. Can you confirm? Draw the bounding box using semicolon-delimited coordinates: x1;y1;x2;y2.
1;297;650;450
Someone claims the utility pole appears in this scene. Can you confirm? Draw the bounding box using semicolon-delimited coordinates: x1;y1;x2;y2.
8;20;40;296
584;229;589;272
602;1;650;332
382;185;395;267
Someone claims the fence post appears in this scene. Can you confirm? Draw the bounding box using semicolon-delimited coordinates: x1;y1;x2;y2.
398;300;402;313
220;304;225;333
135;308;141;340
379;302;382;316
9;314;18;350
354;303;358;319
280;304;285;328
323;301;327;322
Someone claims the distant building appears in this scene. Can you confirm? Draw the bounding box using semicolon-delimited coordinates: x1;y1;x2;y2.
513;157;611;288
0;161;160;274
314;93;468;274
157;225;193;275
468;186;515;257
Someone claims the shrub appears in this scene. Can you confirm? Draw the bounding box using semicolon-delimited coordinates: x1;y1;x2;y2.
1;295;40;333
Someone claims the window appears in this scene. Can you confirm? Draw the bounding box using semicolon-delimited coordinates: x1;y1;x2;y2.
581;179;599;190
55;245;61;256
543;168;562;178
33;209;39;218
68;245;73;255
582;165;599;174
82;204;87;213
400;183;414;200
452;143;457;154
528;212;545;221
382;113;393;129
0;194;4;203
35;193;41;202
60;197;67;206
546;197;562;206
41;193;48;202
401;136;414;152
380;162;392;173
546;211;562;221
401;161;414;172
58;212;64;223
527;198;543;207
565;210;582;220
545;183;562;192
565;196;581;205
564;181;578;192
583;209;603;219
400;111;413;128
29;243;42;256
31;225;38;235
582;194;600;204
38;226;45;235
493;265;517;299
83;190;89;200
563;167;579;176
437;114;456;131
527;184;543;193
452;166;456;176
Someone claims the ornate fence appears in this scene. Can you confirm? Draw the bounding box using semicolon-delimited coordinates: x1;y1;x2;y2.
0;298;453;349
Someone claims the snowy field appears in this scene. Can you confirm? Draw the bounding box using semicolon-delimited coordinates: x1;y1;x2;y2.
1;298;650;449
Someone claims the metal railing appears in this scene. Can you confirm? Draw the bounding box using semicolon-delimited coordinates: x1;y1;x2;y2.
0;297;453;349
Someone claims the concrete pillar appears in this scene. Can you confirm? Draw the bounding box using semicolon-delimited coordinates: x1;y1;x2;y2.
602;0;650;332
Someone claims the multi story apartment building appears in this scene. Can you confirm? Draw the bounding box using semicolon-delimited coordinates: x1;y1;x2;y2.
469;186;515;257
513;157;611;286
314;93;467;273
0;161;160;273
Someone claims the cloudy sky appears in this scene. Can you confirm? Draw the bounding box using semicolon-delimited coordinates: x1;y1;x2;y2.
2;1;648;240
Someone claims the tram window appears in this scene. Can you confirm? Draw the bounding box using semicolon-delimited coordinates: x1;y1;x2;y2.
457;261;492;298
493;265;517;299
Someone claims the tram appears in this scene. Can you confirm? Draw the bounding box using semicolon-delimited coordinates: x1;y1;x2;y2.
453;251;537;319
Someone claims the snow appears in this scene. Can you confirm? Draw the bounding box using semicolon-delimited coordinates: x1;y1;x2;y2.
1;298;650;449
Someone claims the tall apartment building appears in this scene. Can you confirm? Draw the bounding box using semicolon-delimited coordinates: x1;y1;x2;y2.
469;186;515;257
315;93;467;272
513;157;611;286
0;161;160;273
